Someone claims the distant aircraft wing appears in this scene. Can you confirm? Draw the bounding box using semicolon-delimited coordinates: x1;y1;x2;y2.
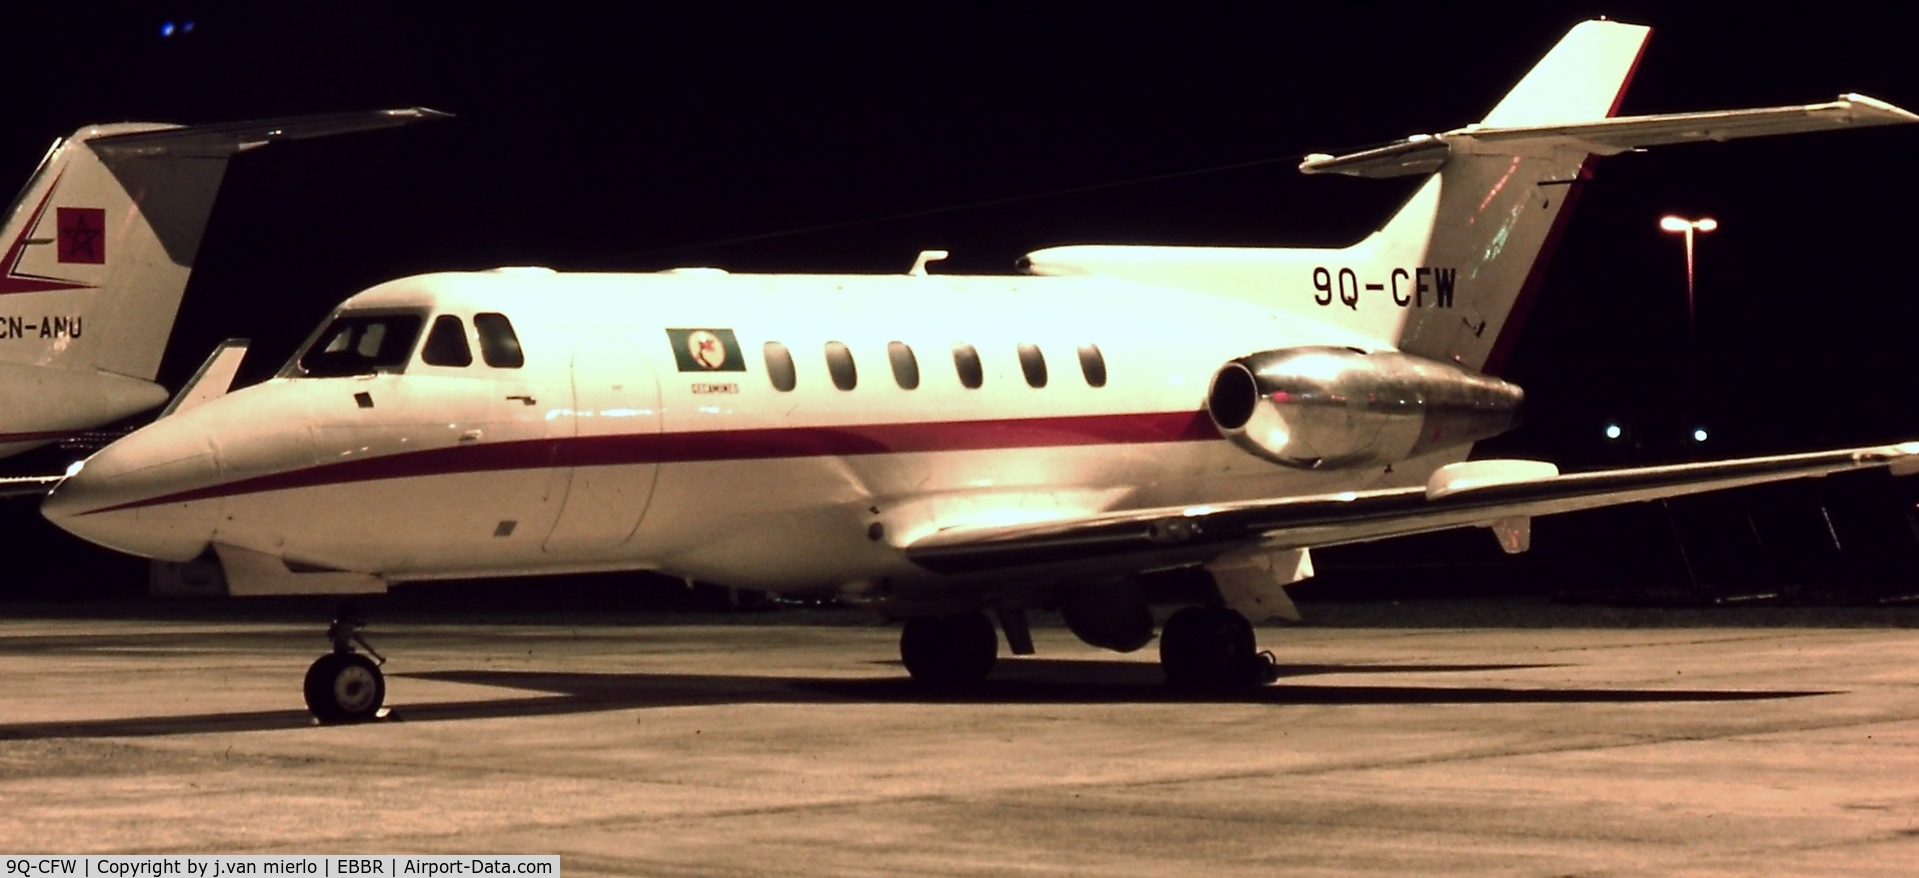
0;474;63;499
158;339;250;419
1301;93;1918;178
905;441;1919;576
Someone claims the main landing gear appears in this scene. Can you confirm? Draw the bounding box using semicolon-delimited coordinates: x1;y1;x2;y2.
899;612;998;685
897;605;1279;689
303;605;388;723
1158;606;1279;688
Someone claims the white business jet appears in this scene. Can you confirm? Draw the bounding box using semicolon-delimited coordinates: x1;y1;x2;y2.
38;21;1919;722
0;107;445;484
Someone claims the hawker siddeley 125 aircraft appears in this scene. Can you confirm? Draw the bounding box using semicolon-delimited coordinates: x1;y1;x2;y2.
39;21;1919;722
0;108;444;482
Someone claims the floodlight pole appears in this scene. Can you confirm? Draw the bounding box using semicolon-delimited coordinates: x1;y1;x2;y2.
1659;215;1717;341
1660;215;1716;443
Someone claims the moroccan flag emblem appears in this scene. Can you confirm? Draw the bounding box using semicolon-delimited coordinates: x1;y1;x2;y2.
56;207;106;264
666;328;745;372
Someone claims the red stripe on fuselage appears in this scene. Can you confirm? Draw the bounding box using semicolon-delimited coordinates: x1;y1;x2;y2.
78;409;1221;515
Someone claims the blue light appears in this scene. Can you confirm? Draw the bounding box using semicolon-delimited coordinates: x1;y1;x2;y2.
1604;424;1622;440
1693;428;1709;443
160;21;176;37
182;21;195;33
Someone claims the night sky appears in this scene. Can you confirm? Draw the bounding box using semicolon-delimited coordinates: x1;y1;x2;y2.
1;2;1915;596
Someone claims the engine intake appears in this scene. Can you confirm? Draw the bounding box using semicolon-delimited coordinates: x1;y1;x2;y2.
1206;347;1523;469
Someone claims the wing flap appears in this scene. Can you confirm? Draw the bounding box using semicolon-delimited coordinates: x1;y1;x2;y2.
905;442;1919;575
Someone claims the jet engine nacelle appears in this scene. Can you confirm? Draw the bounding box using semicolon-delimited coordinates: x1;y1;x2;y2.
1205;347;1523;469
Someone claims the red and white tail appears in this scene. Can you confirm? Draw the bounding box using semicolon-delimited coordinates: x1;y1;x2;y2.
0;109;446;381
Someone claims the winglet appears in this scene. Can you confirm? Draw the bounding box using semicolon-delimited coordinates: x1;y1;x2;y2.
159;339;249;419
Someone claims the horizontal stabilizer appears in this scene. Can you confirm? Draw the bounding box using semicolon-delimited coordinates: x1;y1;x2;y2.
1301;93;1918;178
88;107;451;160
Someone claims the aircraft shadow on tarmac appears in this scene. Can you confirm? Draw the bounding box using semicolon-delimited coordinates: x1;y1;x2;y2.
0;658;1836;741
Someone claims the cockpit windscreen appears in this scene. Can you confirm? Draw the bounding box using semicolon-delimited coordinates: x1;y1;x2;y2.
294;312;425;377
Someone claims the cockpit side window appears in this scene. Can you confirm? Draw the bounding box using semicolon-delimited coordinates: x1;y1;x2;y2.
474;313;524;368
421;315;473;367
297;313;425;378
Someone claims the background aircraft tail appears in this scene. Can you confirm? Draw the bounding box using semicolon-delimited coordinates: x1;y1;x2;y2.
1021;20;1913;376
0;109;446;383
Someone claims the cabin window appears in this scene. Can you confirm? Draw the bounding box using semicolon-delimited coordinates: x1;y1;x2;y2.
1077;344;1107;388
1017;343;1047;388
952;344;983;389
298;312;424;378
888;341;919;390
825;341;857;390
765;341;796;392
421;315;473;367
473;313;524;368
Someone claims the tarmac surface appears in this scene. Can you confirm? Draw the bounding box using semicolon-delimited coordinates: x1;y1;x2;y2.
2;598;1918;876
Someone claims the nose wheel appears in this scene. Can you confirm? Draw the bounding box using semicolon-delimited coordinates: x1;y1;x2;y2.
304;604;388;723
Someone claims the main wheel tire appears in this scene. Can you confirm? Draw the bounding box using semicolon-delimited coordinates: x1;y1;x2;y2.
900;613;999;685
1159;607;1261;688
303;653;386;723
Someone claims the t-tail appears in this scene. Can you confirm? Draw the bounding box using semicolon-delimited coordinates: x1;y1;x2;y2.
1021;20;1915;375
0;108;446;453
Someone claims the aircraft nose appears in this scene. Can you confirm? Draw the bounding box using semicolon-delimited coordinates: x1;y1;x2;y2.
42;419;223;562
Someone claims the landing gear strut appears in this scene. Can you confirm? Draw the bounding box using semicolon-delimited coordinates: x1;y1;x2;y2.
303;604;387;723
1159;607;1278;688
900;612;998;685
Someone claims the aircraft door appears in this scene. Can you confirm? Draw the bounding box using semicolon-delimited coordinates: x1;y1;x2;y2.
542;333;662;556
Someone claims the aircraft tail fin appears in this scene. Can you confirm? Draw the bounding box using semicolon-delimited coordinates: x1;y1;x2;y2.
1299;24;1914;374
0;108;447;383
1479;20;1650;128
1021;22;1654;366
1020;21;1914;375
1301;20;1652;374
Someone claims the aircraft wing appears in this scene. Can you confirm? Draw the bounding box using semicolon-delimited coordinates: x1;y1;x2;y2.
158;339;250;419
1301;93;1918;178
0;474;63;499
905;442;1919;576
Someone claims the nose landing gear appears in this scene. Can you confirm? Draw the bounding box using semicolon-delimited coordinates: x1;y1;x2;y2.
303;605;388;723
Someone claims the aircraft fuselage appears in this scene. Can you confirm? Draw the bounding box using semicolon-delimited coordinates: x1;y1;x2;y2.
44;268;1449;592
